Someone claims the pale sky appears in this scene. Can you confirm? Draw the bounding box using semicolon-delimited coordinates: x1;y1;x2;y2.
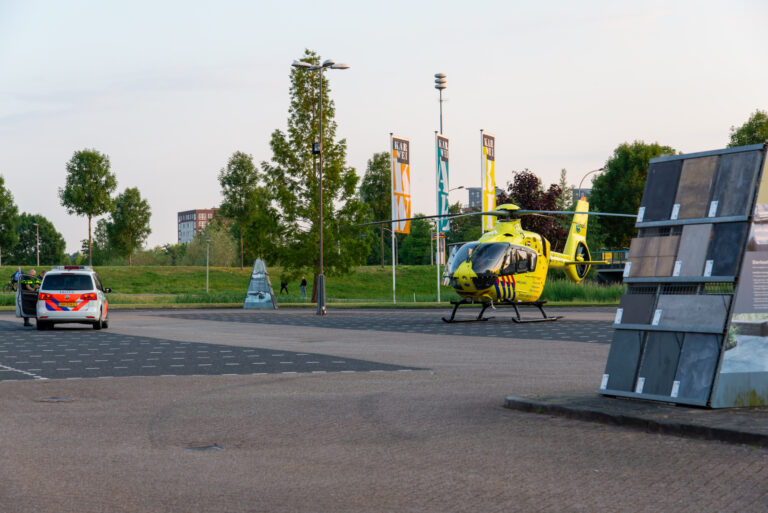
1;0;766;253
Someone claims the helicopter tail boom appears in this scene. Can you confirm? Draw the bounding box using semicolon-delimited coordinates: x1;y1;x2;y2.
548;198;592;282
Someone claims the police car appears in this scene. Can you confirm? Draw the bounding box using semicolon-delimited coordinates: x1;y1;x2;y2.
34;266;111;330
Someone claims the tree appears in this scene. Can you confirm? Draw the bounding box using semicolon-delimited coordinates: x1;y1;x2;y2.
0;175;19;265
218;151;261;269
8;213;66;265
107;187;152;265
262;49;370;299
59;149;117;266
398;215;432;265
181;221;238;267
497;170;568;251
729;109;768;147
81;218;118;265
555;169;572;211
359;152;391;267
240;186;282;266
446;202;481;246
590;141;676;248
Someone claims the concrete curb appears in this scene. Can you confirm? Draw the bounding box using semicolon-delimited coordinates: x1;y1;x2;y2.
504;394;768;447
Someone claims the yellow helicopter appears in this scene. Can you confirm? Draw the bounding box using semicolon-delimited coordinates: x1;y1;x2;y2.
369;198;636;323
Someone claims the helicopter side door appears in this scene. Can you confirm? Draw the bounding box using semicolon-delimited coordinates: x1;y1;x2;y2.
500;245;537;275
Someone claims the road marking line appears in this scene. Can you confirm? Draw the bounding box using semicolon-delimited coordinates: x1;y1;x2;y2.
0;365;47;379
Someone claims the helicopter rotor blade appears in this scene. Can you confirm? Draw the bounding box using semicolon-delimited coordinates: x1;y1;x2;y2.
357;211;478;227
516;209;637;218
357;207;635;227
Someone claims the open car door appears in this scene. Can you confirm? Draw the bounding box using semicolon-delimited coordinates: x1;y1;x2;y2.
15;274;38;319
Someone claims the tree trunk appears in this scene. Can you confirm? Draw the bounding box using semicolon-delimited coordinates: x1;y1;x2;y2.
128;234;132;266
380;225;384;268
88;215;92;267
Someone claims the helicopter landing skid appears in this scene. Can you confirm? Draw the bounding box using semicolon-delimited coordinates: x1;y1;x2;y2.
442;299;493;323
442;299;562;323
509;301;562;323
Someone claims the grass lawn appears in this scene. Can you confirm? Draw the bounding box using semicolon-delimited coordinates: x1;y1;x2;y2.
0;265;624;309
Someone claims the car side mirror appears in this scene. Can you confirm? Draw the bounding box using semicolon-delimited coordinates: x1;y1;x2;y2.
104;288;112;293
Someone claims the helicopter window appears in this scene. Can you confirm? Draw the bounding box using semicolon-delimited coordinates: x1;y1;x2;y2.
515;248;537;273
497;246;538;275
448;242;479;273
470;243;510;274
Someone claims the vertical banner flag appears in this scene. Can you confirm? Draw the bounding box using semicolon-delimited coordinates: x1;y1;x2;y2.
481;131;496;231
436;134;450;232
391;135;411;233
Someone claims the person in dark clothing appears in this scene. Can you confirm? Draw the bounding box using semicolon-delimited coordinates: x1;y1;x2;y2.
280;278;289;295
300;276;307;298
20;270;40;327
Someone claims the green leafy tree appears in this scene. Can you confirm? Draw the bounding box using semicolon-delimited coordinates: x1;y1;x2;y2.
218;151;261;269
81;218;119;265
728;109;768;147
59;149;118;266
398;215;432;265
106;187;152;266
9;213;67;265
161;243;187;266
0;175;19;265
262;49;370;299
590;141;676;248
446;202;481;246
555;169;572;211
240;186;282;266
181;221;238;267
359;152;391;267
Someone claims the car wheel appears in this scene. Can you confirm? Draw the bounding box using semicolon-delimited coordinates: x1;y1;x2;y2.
92;311;103;330
36;320;48;331
102;317;109;329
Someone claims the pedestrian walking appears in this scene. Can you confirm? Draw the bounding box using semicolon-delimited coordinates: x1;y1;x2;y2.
280;277;289;295
300;276;307;298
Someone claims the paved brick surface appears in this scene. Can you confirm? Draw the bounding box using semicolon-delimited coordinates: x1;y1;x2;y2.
0;320;418;380
0;307;766;512
505;393;768;446
161;307;616;343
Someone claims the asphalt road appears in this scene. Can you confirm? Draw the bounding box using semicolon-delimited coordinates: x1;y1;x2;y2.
0;307;765;512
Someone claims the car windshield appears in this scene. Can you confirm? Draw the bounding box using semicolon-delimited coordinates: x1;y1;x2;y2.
42;274;94;291
470;243;510;274
448;242;479;273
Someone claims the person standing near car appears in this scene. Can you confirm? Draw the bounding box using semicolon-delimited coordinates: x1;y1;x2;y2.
20;270;41;327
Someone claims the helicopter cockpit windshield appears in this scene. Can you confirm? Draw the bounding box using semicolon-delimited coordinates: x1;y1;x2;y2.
447;242;479;274
470;243;510;274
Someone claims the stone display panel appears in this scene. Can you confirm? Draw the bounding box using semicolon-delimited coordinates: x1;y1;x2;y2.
601;144;767;407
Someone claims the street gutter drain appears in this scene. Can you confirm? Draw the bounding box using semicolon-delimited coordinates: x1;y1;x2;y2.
184;444;223;451
37;397;73;403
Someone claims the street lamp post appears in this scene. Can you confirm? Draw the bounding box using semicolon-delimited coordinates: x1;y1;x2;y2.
434;73;447;134
205;236;211;293
292;57;349;316
33;223;39;267
578;168;605;201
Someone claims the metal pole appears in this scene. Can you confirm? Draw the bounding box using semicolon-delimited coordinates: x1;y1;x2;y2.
577;168;604;202
317;66;326;315
430;228;433;266
205;241;209;293
439;89;443;135
390;133;396;305
436;225;441;304
392;228;396;304
36;224;39;266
